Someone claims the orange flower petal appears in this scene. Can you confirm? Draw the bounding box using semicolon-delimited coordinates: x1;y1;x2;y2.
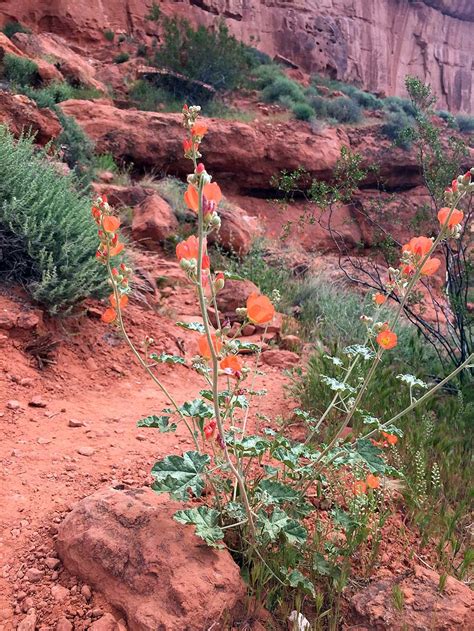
366;474;380;489
437;207;464;228
101;307;117;324
374;292;386;306
402;236;433;257
353;480;367;495
109;293;129;309
192;123;208;137
376;329;397;350
198;334;223;359
420;257;441;276
184;185;199;212
109;242;124;257
246;293;275;325
220;355;243;375
102;216;121;233
203;182;222;205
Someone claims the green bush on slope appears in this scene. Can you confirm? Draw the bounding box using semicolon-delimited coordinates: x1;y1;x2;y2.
0;127;107;312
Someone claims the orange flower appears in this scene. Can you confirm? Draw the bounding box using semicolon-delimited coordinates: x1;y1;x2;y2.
402;236;433;257
220;355;243;376
374;292;386;306
183;138;197;153
246;293;275;325
109;293;128;309
382;431;398;445
204;420;216;440
184;182;222;213
353;480;367;495
420;257;441;276
437;207;464;228
376;328;397;350
102;216;120;233
109;242;124;257
176;235;210;269
101;307;117;324
191;123;208;138
198;334;223;359
366;474;380;489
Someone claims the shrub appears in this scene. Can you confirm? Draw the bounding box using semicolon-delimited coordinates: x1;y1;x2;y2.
455;114;474;134
250;63;284;89
136;43;148;57
56;110;95;172
3;53;38;86
436;110;459;129
94;153;118;173
145;1;161;22
154;18;252;92
384;95;416;117
381;110;414;149
22;82;103;107
291;101;315;121
326;96;362;123
262;76;306;104
350;89;383;110
0;126;107;311
2;21;30;39
103;29;115;41
114;52;130;64
128;79;181;112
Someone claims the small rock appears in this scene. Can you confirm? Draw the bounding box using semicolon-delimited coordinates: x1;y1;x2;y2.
51;584;69;602
77;446;95;457
80;584;92;601
17;312;40;330
29;396;47;408
37;437;52;445
85;357;98;371
17;613;37;631
20;378;35;387
68;418;86;428
6;400;21;410
25;568;44;583
136;434;147;441
56;618;73;631
45;557;60;570
280;334;302;351
89;613;118;631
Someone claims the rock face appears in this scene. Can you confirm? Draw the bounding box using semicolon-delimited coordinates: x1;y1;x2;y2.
132;193;179;248
0;1;472;112
350;564;474;630
56;486;246;631
0;90;61;144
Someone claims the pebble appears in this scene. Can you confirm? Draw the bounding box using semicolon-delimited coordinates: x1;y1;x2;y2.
45;557;60;570
37;437;52;445
56;618;73;631
136;434;147;441
21;597;35;612
6;400;21;410
51;584;69;602
17;612;37;631
28;395;46;408
68;418;86;428
25;568;44;583
77;446;95;456
20;378;35;387
80;584;92;601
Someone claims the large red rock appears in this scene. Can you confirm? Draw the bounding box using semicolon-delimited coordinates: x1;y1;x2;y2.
131;193;179;248
0;90;61;144
350;564;474;630
56;486;246;631
0;1;472;112
216;279;259;315
210;202;262;256
59;100;347;190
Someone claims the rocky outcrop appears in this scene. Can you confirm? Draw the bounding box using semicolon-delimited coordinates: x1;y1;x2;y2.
56;486;246;631
350;564;474;630
0;1;472;112
132;193;179;248
0;90;61;144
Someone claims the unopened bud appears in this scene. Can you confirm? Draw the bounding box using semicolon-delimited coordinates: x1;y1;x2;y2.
236;307;247;318
196;163;205;174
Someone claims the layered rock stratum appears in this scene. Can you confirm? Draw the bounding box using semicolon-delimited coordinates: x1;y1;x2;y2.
0;0;472;112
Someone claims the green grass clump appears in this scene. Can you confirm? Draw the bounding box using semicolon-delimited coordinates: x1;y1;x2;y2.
455;114;474;134
3;53;38;86
0;127;107;312
2;21;31;39
381;110;414;149
325;97;362;123
21;82;103;108
262;76;306;104
291;101;315;121
114;52;130;64
128;79;181;112
251;64;285;89
103;29;115;42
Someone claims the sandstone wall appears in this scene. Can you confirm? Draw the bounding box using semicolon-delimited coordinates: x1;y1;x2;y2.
0;0;472;112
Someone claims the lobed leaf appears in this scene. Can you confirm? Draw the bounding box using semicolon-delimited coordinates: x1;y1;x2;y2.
151;451;210;500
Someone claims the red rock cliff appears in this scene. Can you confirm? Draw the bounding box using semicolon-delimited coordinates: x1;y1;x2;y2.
0;0;472;113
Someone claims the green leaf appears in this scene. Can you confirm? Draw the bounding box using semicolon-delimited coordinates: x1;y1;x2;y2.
180;399;214;419
257;508;307;546
223;270;245;281
343;345;375;360
227;434;270;458
285;568;316;597
174;506;224;547
313;553;338;578
200;390;249;409
321;375;356;394
226;501;247;521
331;507;356;531
151;451;210;500
231;340;261;353
150;352;185;365
256;479;299;505
176;321;205;333
137;415;177;432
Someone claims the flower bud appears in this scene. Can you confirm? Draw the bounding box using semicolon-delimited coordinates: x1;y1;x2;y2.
236;307;247;318
214;272;225;292
196;163;205;174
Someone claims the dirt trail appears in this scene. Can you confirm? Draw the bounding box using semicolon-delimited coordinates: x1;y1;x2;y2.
0;288;294;629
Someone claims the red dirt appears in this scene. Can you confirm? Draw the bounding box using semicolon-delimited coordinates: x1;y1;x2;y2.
0;278;295;629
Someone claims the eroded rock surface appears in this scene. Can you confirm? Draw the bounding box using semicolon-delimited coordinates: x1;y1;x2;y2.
56;486;246;631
